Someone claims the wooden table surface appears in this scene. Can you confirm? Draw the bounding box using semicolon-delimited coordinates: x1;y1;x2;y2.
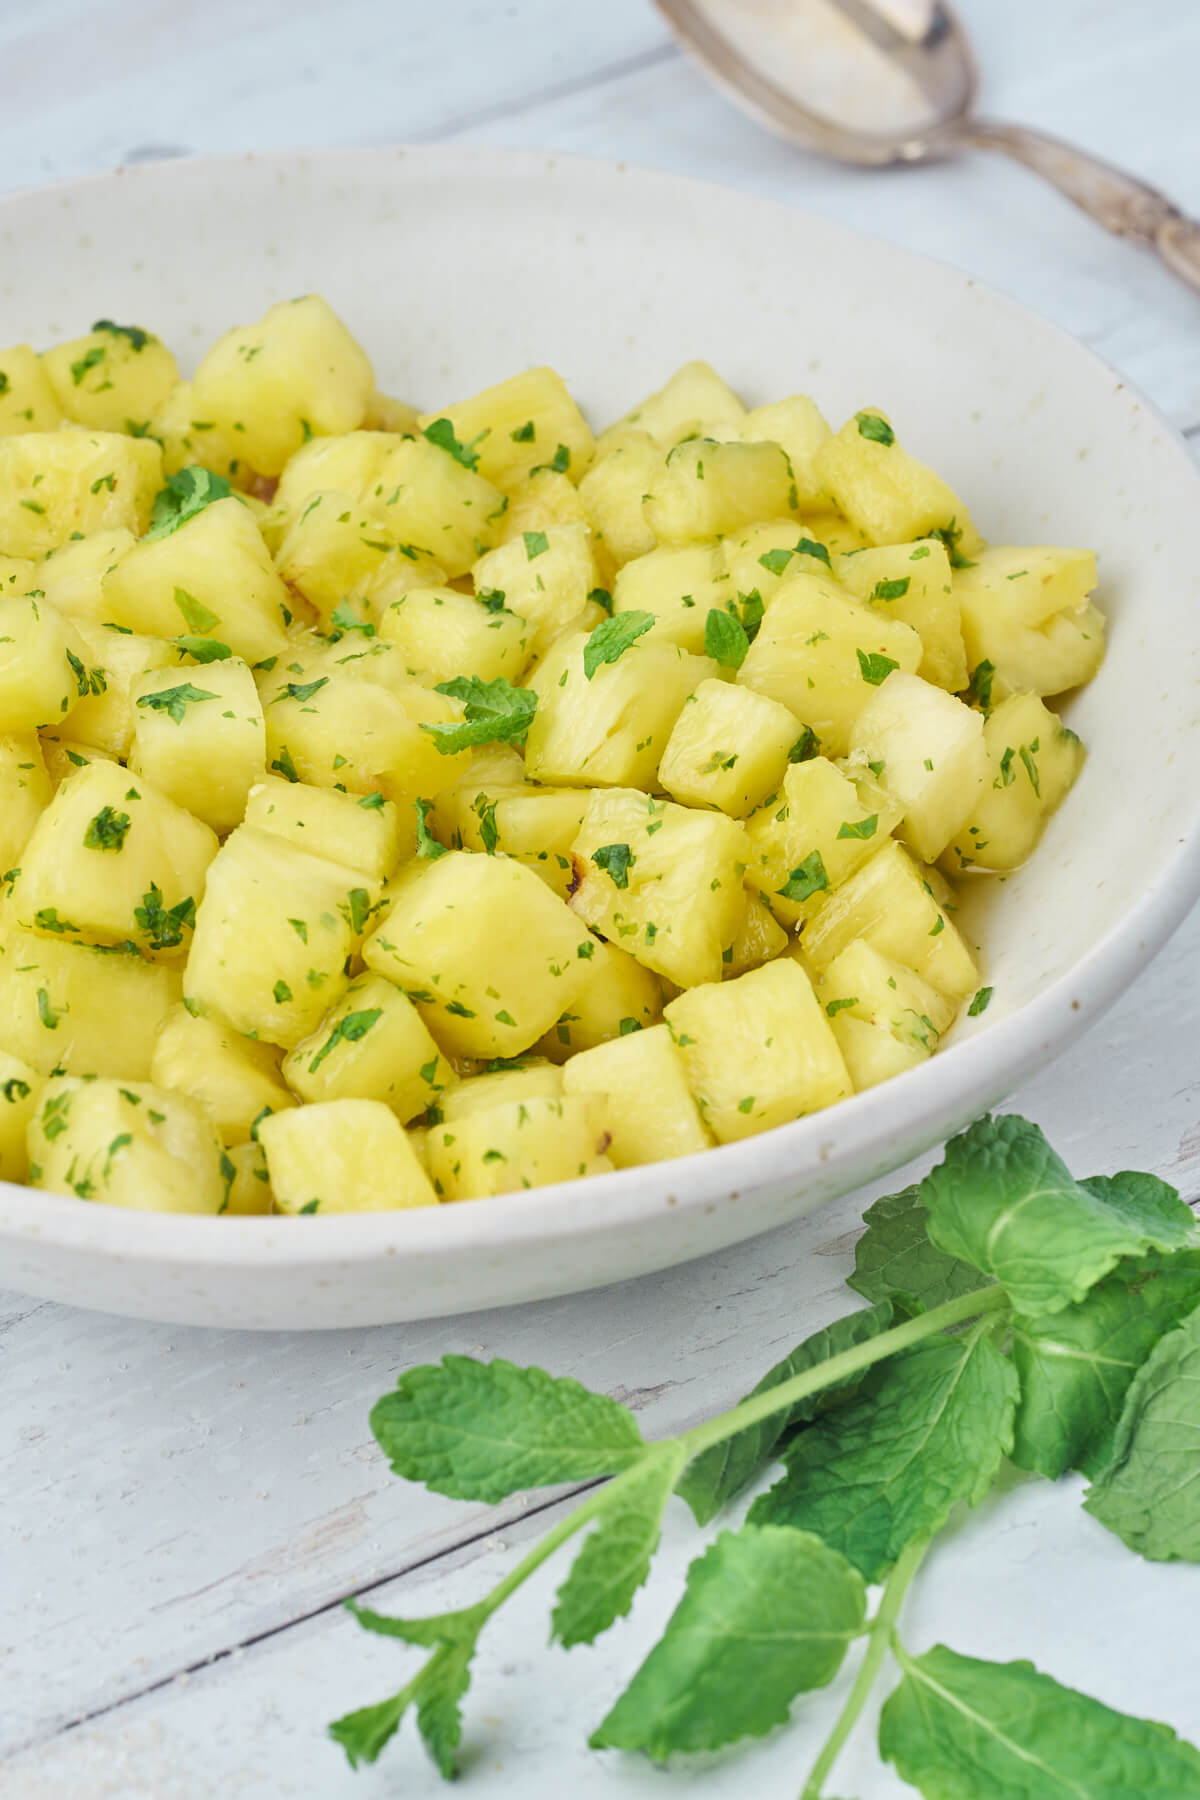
2;3;1199;1794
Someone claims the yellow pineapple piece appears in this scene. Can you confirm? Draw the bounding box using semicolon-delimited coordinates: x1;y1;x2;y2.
271;429;401;525
955;546;1104;696
28;1077;224;1213
42;321;179;435
599;361;745;451
611;542;736;653
427;1092;612;1201
817;408;981;551
372;436;507;579
220;1139;275;1214
723;887;789;977
644;439;797;545
578;430;662;569
496;468;590;543
150;1003;296;1145
37;735;118;786
810;938;957;1090
438;785;589;902
418;367;595;489
0;732;52;874
61;623;175;758
364;391;421;433
441;1062;564;1117
743;755;902;928
0;343;62;434
944;693;1086;873
659;678;801;817
259;1098;437;1213
471;522;598;656
261;665;471;802
834;537;967;692
0;1050;41;1183
282;973;454;1121
244;775;410;882
130;659;265;834
0;594;95;733
0;920;178;1078
378;585;531;687
721;520;836;610
150;381;245;486
801;839;978;1001
665;959;851;1143
734;395;832;506
561;1022;711;1167
0;429;162;556
39;528;136;627
537;936;663;1059
848;670;988;862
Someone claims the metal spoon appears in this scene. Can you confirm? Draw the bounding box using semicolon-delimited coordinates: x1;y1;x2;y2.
655;0;1200;296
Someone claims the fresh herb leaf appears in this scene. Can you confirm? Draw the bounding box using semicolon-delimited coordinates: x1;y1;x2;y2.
414;798;448;859
968;986;993;1016
173;635;232;663
966;659;995;710
172;586;219;634
587;586;613;616
776;850;828;904
704;607;749;670
421;417;485;471
789;726;822;763
332;1600;487;1776
931;519;975;568
837;815;877;841
1085;1299;1200;1558
522;529;549;560
308;1007;382;1073
856;649;899;686
70;345;106;385
472;793;498;854
82;806;131;852
591;843;633;889
855;411;894;446
135;682;217;725
330;600;377;638
145;466;232;540
92;318;150;351
134;884;195;950
583;610;654;679
848;1184;986;1319
425;677;537;753
285;676;328;703
552;1445;685;1648
871;576;910;601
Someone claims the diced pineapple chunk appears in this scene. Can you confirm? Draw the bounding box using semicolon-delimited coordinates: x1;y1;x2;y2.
944;693;1086;873
189;295;375;476
364;391;421;433
0;594;95;733
734;395;831;506
497;468;590;544
28;1077;224;1212
0;429;162;555
259;1098;437;1213
261;665;470;803
738;570;922;756
600;360;745;450
471;522;597;656
427;1092;612;1201
659;678;801;817
439;785;589;902
39;528;136;626
378;585;531;687
721;520;836;610
834;538;967;692
817;409;981;551
274;487;436;619
0;343;62;434
537;937;662;1059
525;630;711;789
418;367;595;489
62;623;175;758
0;732;52;873
665;959;850;1143
37;735;118;786
282;972;454;1121
271;429;402;526
723;887;789;977
570;789;748;989
42;322;179;435
0;554;35;596
0;921;178;1077
743;755;902;928
244;775;410;882
578;430;662;569
848;670;987;862
13;761;216;956
645;439;797;545
185;826;367;1047
611;543;736;654
442;1062;564;1117
130;659;265;834
954;546;1105;696
372;436;506;579
363;851;591;1059
220;1139;275;1215
102;494;290;664
150;381;245;486
150;1002;296;1145
562;1022;711;1166
0;1050;41;1183
810;938;957;1090
800;840;978;1001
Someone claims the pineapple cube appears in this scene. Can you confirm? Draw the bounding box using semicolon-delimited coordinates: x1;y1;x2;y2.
0;343;62;433
496;468;590;544
848;670;988;862
150;1002;296;1145
944;693;1086;873
42;322;179;435
562;1022;711;1167
440;786;589;902
733;396;831;506
39;528;136;626
600;360;745;450
37;735;117;786
659;678;801;817
738;570;922;756
372;436;506;578
271;429;400;526
62;623;175;758
189;295;375;476
0;920;178;1077
817;409;981;551
427;1092;612;1201
955;546;1105;696
185;826;367;1047
363;851;592;1058
665;959;851;1143
28;1077;224;1213
834;538;967;692
150;381;245;486
220;1139;274;1215
578;430;662;569
258;1098;438;1213
131;659;265;834
611;543;736;653
417;367;595;489
801;840;978;1000
102;494;290;664
378;585;531;687
364;392;421;433
569;789;748;988
0;1050;41;1183
0;429;162;555
537;937;662;1060
0;554;36;596
0;594;94;733
525;630;712;789
800;510;870;557
0;732;52;873
274;487;437;619
721;520;836;610
442;1062;564;1117
262;667;470;802
744;755;902;928
811;938;957;1091
644;439;797;545
244;775;410;882
471;522;597;656
13;761;217;956
724;887;789;977
281;972;454;1121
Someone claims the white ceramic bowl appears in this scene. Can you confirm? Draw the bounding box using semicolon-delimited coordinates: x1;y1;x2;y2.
2;146;1198;1329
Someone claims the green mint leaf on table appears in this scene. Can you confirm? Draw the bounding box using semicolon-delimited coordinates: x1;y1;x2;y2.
590;1525;865;1759
855;411;894;446
583;610;654;679
425;676;536;753
421;417;485;471
677;1301;894;1526
922;1116;1194;1317
414;798;447;860
1085;1299;1200;1559
1010;1250;1200;1480
330;1599;488;1776
136;682;217;725
174;635;232;663
368;1357;646;1502
848;1183;987;1318
704;606;749;669
879;1641;1200;1797
145;466;232;540
749;1326;1016;1583
777;850;828;903
552;1444;686;1648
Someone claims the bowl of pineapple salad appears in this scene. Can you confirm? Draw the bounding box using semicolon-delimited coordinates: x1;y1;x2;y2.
0;147;1197;1328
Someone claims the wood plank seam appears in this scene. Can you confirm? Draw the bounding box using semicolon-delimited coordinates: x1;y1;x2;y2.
406;43;680;145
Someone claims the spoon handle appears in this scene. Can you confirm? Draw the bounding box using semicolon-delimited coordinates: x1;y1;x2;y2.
964;119;1200;297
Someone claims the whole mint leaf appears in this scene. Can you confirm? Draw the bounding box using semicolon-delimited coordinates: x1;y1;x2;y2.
425;676;537;753
552;1445;685;1649
880;1642;1200;1797
369;1356;645;1502
1012;1250;1200;1480
589;1525;864;1759
921;1116;1195;1317
582;610;654;679
330;1599;488;1775
848;1185;986;1317
145;465;233;540
676;1301;894;1526
1085;1300;1200;1560
748;1330;1017;1583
